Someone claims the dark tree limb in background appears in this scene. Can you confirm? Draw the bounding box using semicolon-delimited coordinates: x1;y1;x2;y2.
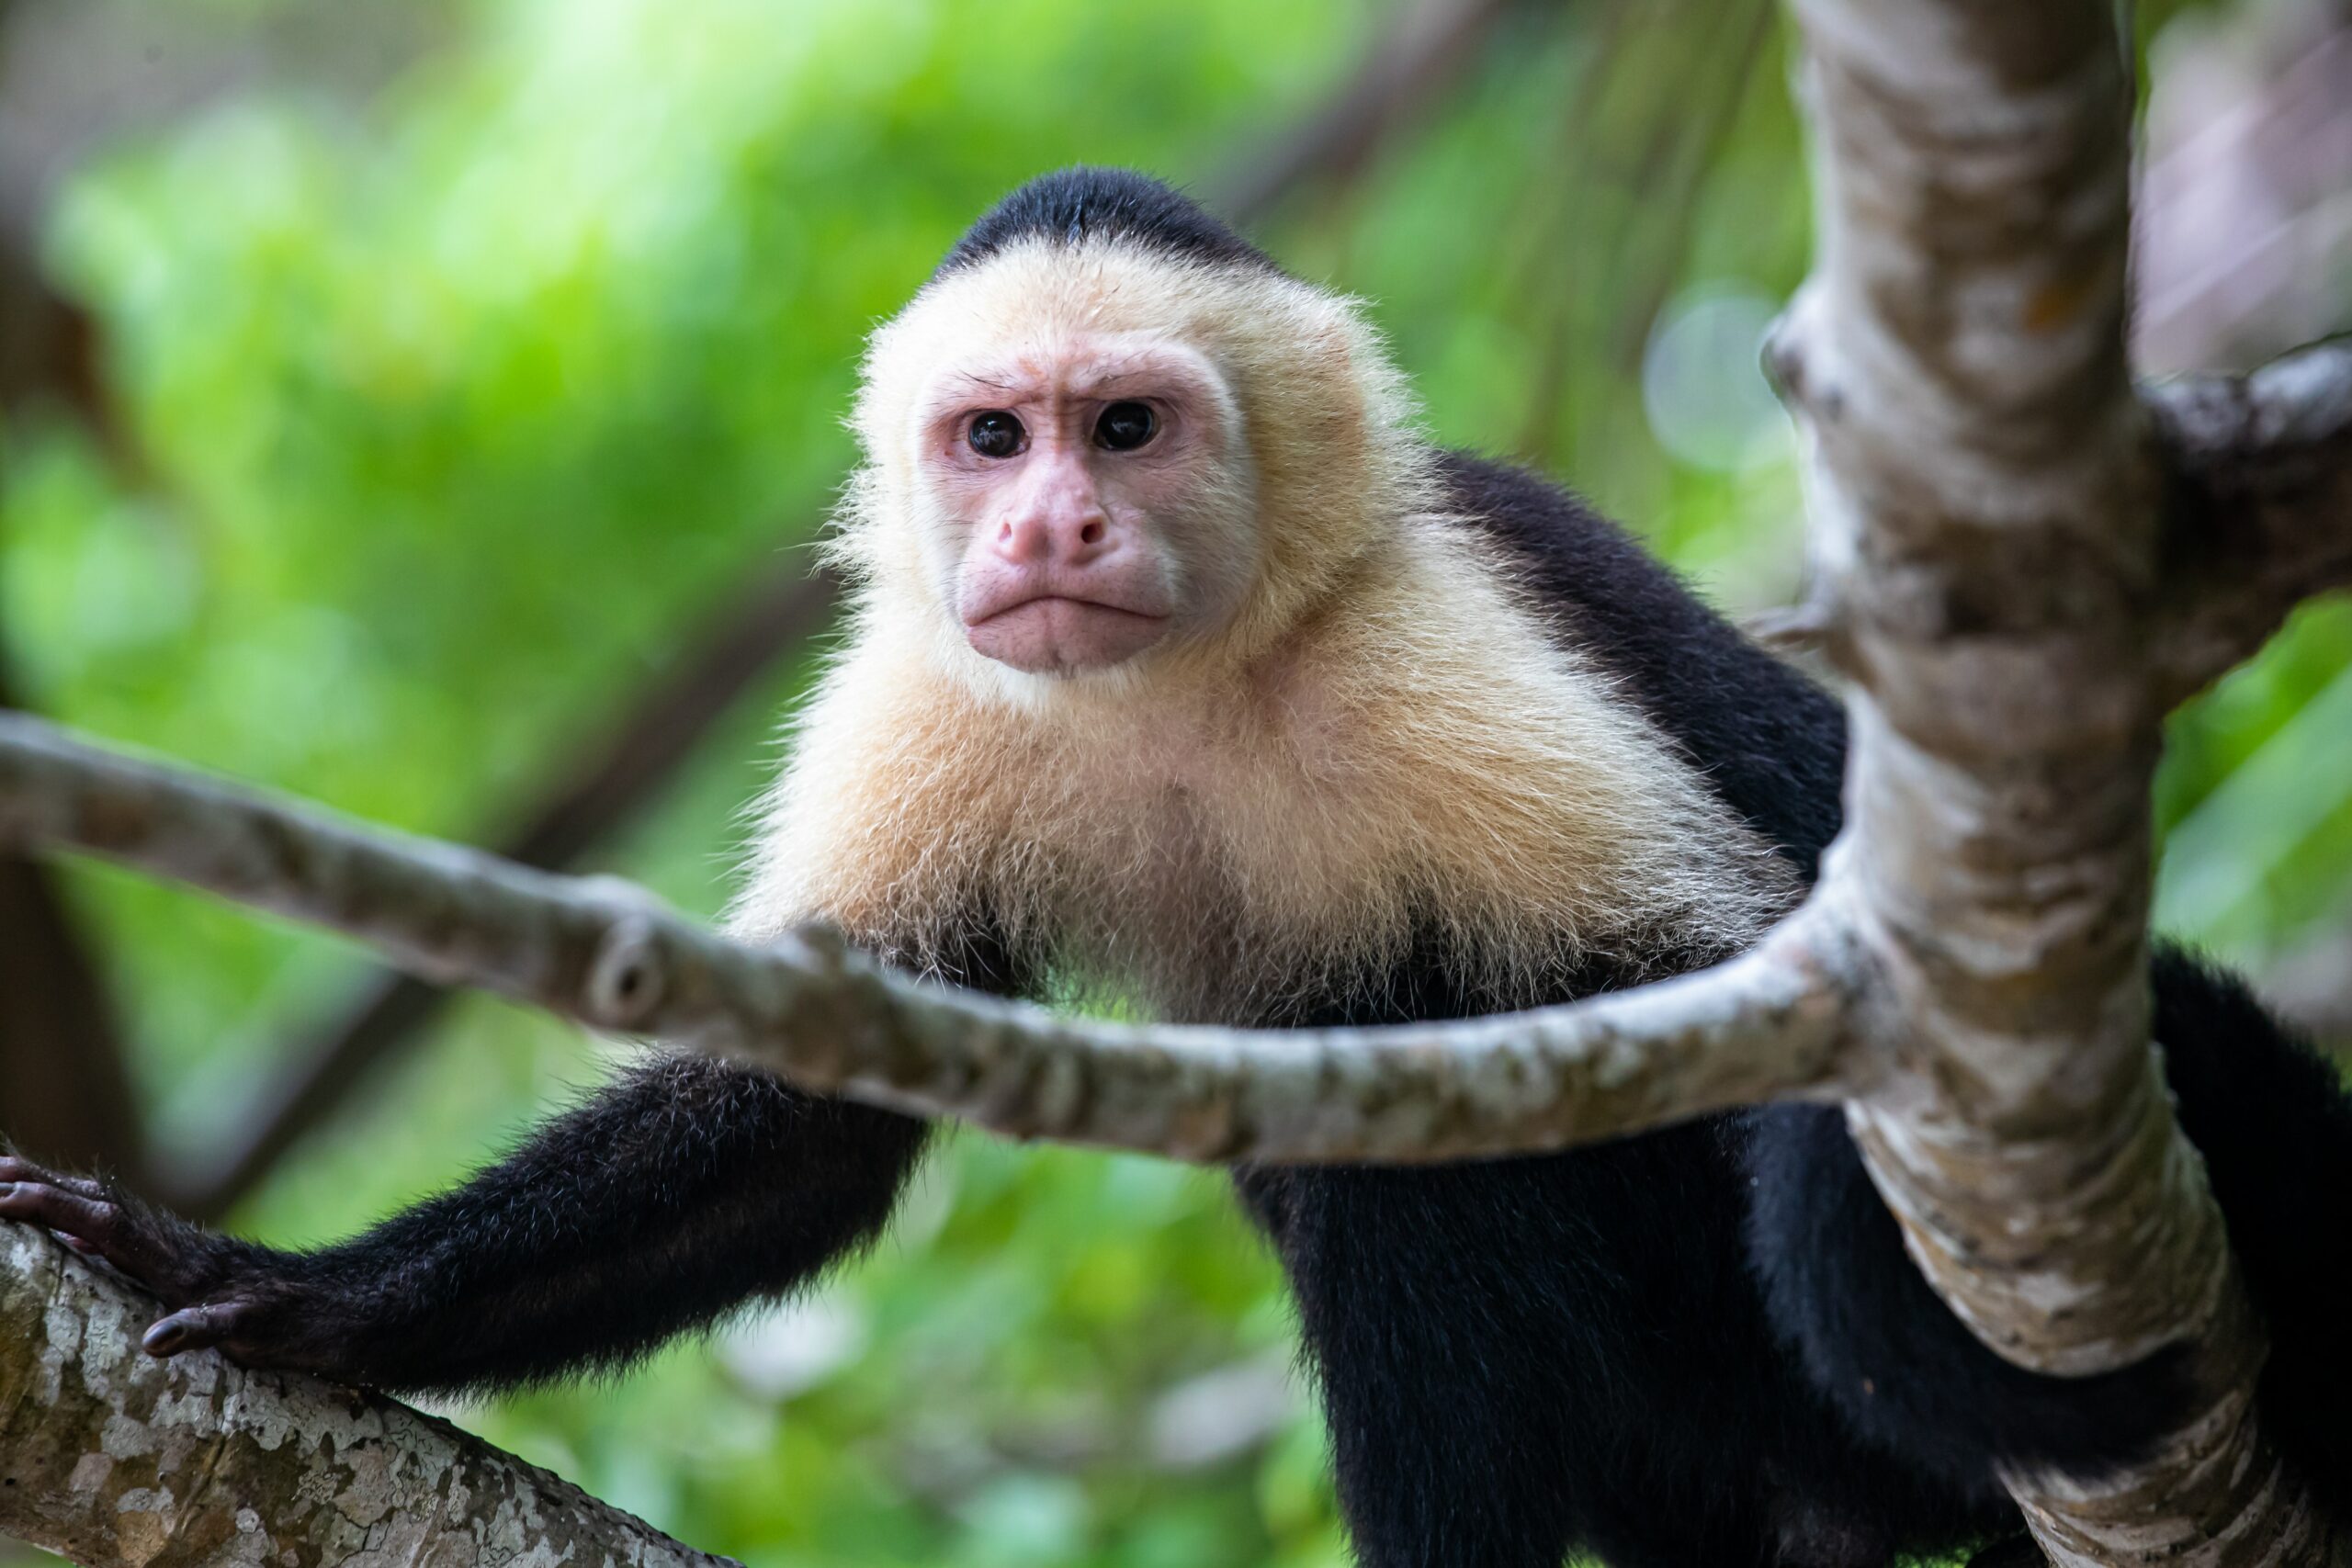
0;0;146;1182
0;646;145;1185
160;566;840;1220
1209;0;1520;222
0;243;114;444
0;849;142;1179
2151;334;2352;705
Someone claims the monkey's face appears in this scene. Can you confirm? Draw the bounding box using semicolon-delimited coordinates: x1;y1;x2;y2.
849;237;1420;689
916;333;1259;674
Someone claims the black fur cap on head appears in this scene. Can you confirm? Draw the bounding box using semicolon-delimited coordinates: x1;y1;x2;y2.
937;166;1279;277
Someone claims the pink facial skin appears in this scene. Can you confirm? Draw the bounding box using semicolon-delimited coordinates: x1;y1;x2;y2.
921;338;1248;675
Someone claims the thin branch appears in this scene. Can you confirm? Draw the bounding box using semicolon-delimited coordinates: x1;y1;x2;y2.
1207;0;1520;223
0;1225;730;1568
0;709;1860;1166
2152;334;2352;704
161;565;839;1221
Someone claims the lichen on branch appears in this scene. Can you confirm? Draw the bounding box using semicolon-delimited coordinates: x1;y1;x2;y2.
0;1225;729;1568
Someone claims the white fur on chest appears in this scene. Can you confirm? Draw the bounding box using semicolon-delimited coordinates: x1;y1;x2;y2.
733;525;1796;1022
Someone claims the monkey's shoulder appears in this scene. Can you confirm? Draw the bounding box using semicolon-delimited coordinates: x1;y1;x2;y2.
1431;447;1848;872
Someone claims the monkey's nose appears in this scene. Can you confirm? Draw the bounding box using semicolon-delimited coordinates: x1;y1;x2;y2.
994;509;1111;566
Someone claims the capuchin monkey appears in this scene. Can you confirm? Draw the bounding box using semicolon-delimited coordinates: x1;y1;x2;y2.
7;168;2350;1568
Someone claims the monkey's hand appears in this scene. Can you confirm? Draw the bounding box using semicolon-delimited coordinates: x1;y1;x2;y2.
0;1152;331;1373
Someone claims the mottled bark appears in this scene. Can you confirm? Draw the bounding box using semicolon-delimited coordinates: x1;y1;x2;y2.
0;710;1860;1166
0;1226;728;1568
1770;0;2350;1560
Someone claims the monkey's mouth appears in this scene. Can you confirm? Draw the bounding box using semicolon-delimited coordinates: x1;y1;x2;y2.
963;594;1170;673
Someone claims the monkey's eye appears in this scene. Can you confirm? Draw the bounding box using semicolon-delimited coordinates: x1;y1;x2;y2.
967;412;1026;459
1094;401;1158;451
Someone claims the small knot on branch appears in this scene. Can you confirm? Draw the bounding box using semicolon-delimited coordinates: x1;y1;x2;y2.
786;921;853;973
1745;594;1847;656
586;914;668;1031
1761;294;1844;423
1761;315;1807;401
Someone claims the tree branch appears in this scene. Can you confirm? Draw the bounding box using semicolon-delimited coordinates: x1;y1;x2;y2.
0;709;1860;1165
0;1224;729;1568
1771;0;2346;1559
2152;335;2352;704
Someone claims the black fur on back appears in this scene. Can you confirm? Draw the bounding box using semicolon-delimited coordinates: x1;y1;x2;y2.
1434;449;1847;875
1414;449;2352;1554
1236;453;2003;1566
937;166;1279;278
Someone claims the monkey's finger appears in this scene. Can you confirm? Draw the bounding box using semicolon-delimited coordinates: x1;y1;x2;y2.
0;1178;120;1239
0;1156;111;1201
0;1179;175;1286
143;1303;247;1358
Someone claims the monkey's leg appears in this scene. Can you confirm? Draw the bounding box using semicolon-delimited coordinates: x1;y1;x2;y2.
1261;1166;1711;1568
1;1055;926;1393
1743;1100;2194;1492
1257;1143;1822;1568
1747;949;2352;1504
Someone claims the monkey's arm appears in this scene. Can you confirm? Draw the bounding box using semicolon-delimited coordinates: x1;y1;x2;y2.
1;917;1024;1395
1;1058;928;1393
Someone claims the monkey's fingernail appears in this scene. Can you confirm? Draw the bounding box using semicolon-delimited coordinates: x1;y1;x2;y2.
143;1319;188;1355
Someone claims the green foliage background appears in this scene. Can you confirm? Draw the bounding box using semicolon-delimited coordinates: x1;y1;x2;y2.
2;1;2345;1564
